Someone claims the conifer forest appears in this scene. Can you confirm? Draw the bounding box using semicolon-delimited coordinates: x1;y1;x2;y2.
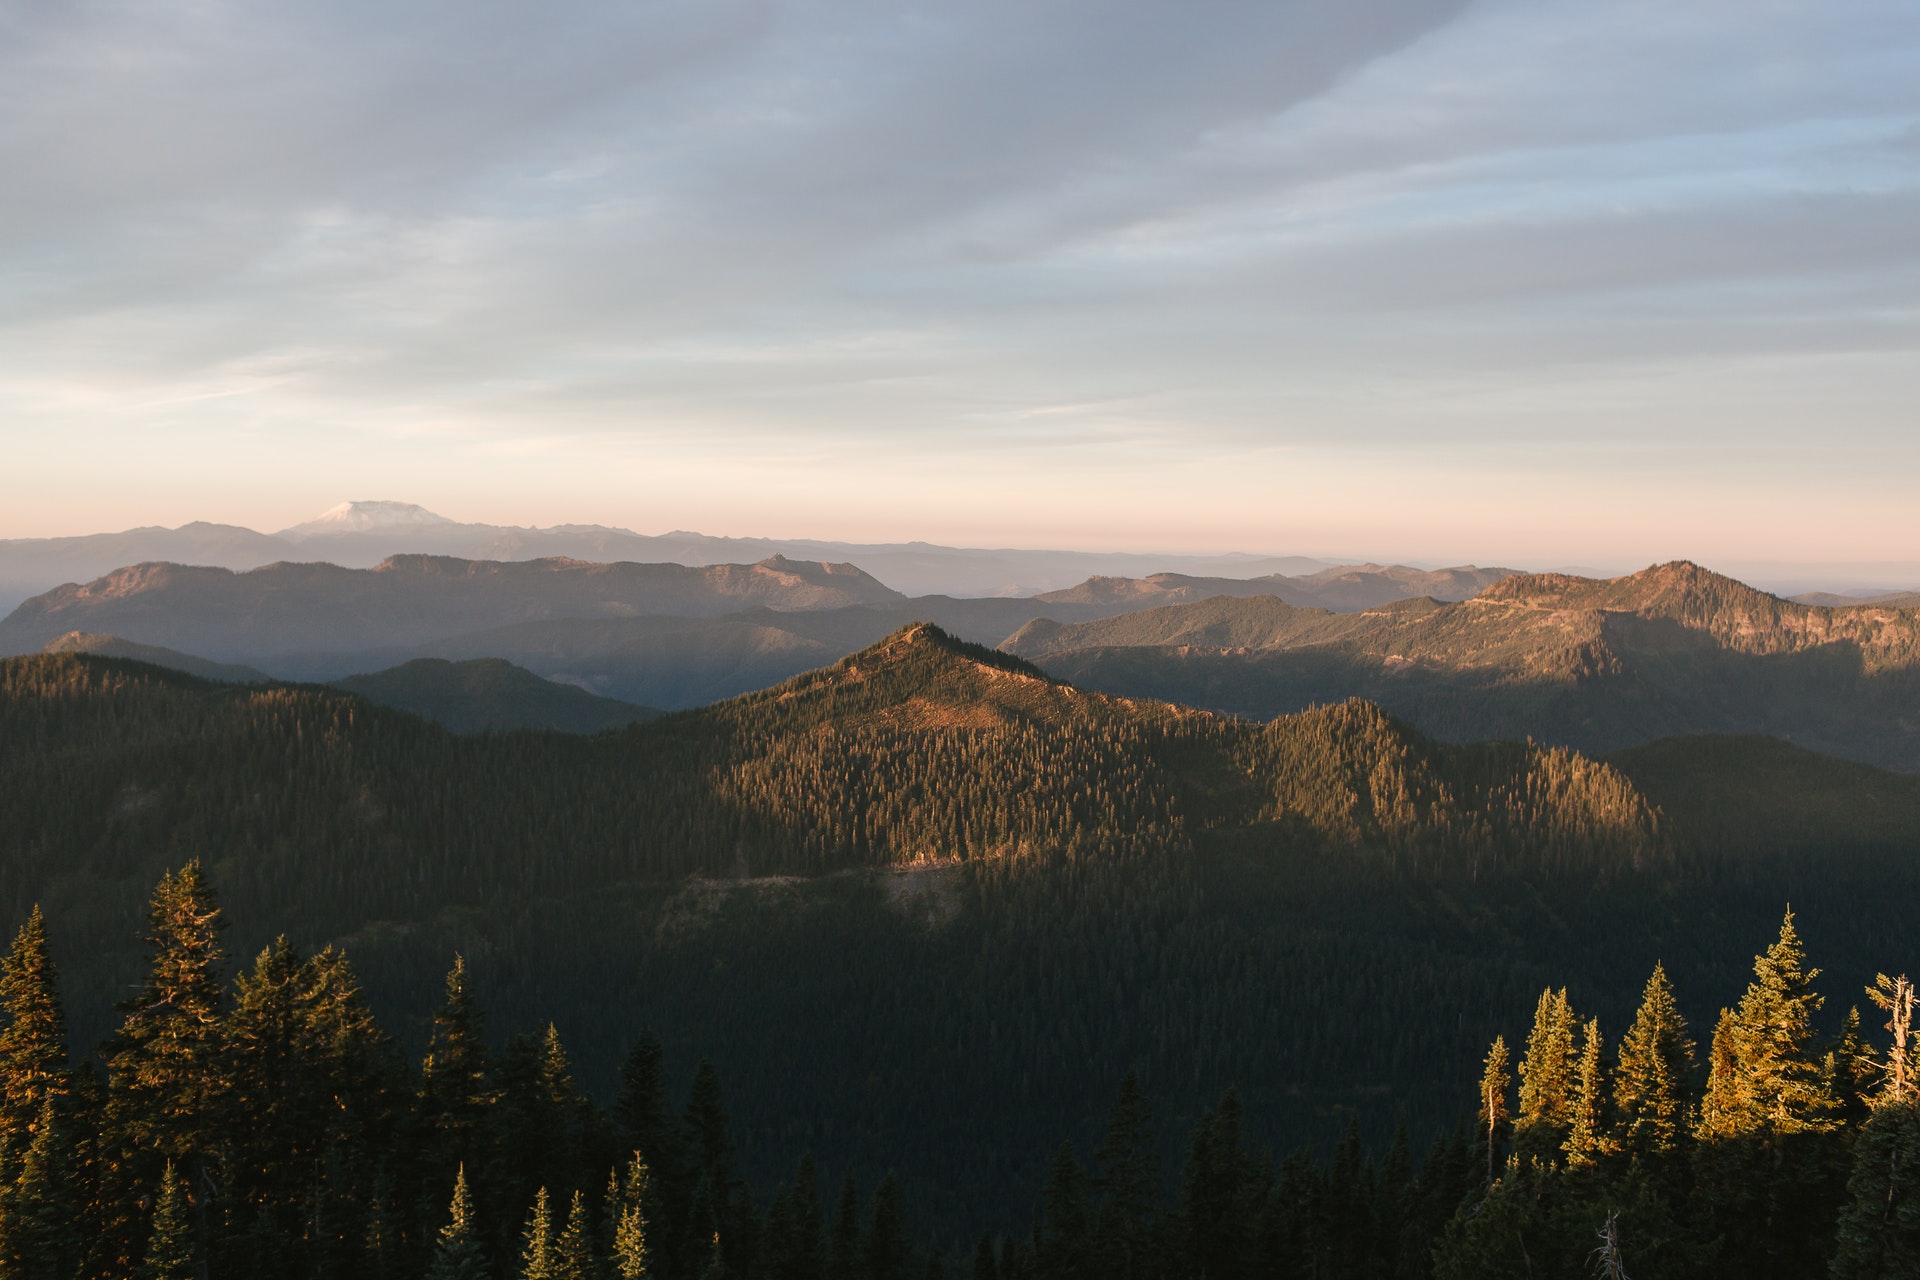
3;630;1920;1277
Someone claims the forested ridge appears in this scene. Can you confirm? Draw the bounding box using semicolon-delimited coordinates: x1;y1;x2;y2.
3;624;1919;1263
1006;562;1920;770
0;871;1913;1277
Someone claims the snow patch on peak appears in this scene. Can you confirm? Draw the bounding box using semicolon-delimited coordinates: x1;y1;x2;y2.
279;501;455;538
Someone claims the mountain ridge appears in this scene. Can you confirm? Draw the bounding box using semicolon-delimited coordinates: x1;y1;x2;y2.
1005;561;1920;770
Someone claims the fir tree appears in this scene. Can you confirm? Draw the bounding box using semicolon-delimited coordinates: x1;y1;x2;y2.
866;1173;912;1280
1831;975;1920;1277
426;1166;490;1280
780;1155;824;1280
3;1096;79;1280
1830;1097;1920;1278
1091;1072;1159;1279
1036;1143;1090;1278
1696;911;1837;1139
422;956;493;1168
1477;1036;1512;1184
831;1173;862;1280
1564;1018;1606;1168
609;1152;653;1280
971;1235;999;1280
1515;988;1577;1163
520;1186;557;1280
556;1188;593;1280
0;907;67;1139
145;1160;194;1280
1611;962;1694;1160
107;862;229;1163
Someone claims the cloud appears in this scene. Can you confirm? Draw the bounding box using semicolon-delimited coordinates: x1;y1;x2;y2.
0;0;1916;557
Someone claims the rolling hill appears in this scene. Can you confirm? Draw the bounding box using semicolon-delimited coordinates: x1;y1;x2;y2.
329;657;661;734
1005;561;1920;770
40;629;270;683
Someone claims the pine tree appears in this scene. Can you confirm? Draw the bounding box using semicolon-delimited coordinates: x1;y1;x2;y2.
1179;1091;1257;1280
1036;1143;1090;1278
145;1161;195;1280
0;907;68;1139
3;1096;79;1279
781;1155;825;1280
1564;1018;1605;1168
1090;1072;1158;1279
1477;1036;1512;1184
106;863;229;1163
556;1188;593;1280
1831;1095;1920;1278
422;956;493;1168
831;1173;863;1280
520;1186;557;1280
866;1173;912;1280
609;1152;653;1279
1831;975;1920;1277
1515;989;1577;1163
1696;911;1836;1139
427;1166;490;1280
1611;962;1694;1160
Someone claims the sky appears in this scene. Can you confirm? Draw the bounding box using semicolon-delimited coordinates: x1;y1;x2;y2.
2;0;1917;571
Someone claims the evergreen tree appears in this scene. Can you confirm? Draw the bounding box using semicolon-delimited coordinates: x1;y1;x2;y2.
971;1235;999;1280
556;1188;593;1280
1695;912;1849;1278
609;1152;653;1280
1564;1018;1605;1168
145;1160;194;1280
1036;1143;1090;1278
520;1186;557;1280
107;862;229;1164
614;1038;671;1162
3;1096;79;1279
831;1174;863;1280
1831;975;1920;1278
1477;1036;1512;1184
1179;1091;1260;1280
0;907;67;1139
1515;988;1577;1161
1696;910;1837;1140
427;1166;490;1280
1831;1096;1920;1278
1611;962;1694;1160
780;1155;824;1280
866;1173;912;1280
1090;1072;1159;1279
422;956;493;1169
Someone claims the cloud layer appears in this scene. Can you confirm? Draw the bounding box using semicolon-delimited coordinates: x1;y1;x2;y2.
2;0;1916;565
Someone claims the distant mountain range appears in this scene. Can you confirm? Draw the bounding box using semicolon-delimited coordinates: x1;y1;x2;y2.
1003;560;1920;770
0;500;1340;607
0;547;1524;708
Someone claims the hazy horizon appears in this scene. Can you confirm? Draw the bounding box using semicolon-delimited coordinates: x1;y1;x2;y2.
3;0;1915;569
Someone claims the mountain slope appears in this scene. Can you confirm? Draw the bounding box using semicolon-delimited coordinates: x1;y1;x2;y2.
1032;564;1514;613
330;657;660;734
1008;561;1920;770
0;554;904;659
3;635;1919;1231
41;630;269;683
